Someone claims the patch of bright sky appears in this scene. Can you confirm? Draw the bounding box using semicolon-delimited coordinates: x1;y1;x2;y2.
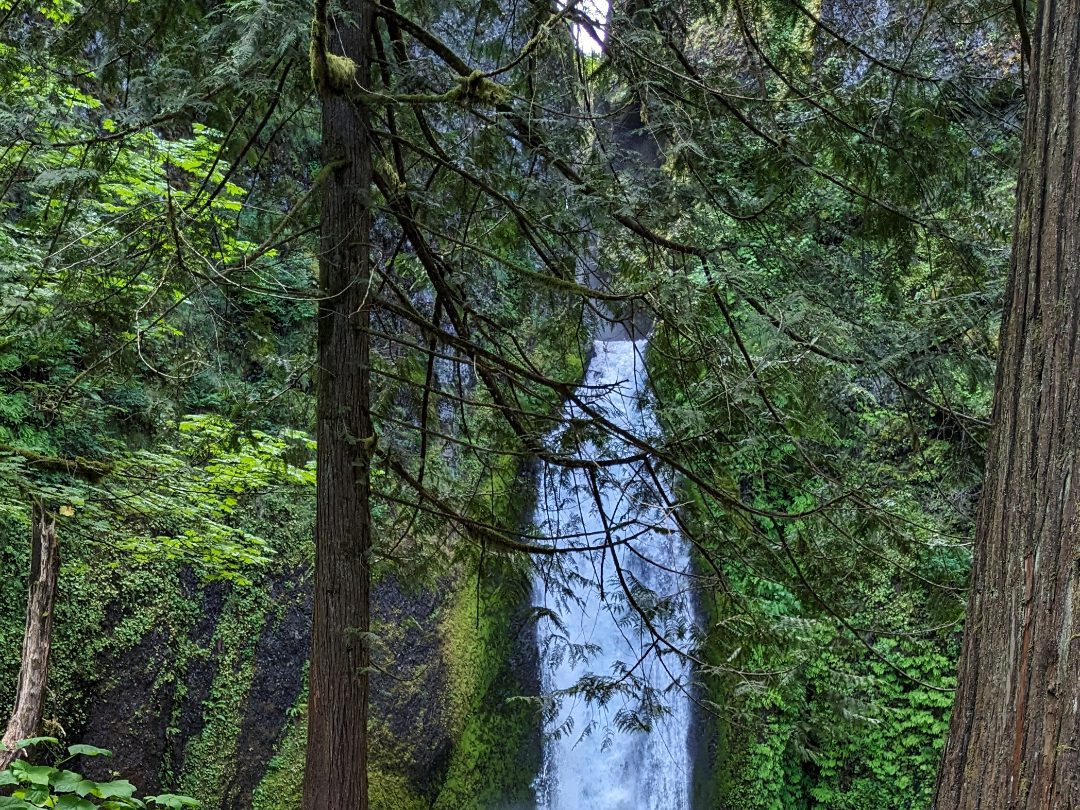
569;0;610;55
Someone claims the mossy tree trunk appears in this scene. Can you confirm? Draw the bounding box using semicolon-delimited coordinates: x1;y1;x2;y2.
935;2;1080;806
1;502;59;769
301;0;375;807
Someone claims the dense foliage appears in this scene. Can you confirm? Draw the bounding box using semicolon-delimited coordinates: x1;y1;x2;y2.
0;739;196;809
640;4;1017;805
0;0;1027;807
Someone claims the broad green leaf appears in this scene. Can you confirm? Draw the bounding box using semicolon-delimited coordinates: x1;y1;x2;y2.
0;798;34;809
12;737;58;751
50;769;85;791
55;797;96;810
67;744;113;758
91;779;136;799
12;763;56;785
147;795;200;808
19;785;50;804
73;779;98;796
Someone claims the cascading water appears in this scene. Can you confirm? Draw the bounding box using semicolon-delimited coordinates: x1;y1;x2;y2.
532;338;694;810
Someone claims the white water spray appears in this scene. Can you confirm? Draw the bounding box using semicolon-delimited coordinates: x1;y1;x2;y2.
532;339;693;810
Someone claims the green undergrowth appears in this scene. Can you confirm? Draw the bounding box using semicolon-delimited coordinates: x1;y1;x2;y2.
647;314;969;809
696;574;957;810
249;706;304;810
676;459;961;809
433;566;539;810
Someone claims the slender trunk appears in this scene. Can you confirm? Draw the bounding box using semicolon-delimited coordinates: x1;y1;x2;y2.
935;2;1080;807
1;503;59;769
301;1;375;807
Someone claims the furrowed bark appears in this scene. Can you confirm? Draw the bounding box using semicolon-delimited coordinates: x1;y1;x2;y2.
935;1;1080;806
301;0;375;807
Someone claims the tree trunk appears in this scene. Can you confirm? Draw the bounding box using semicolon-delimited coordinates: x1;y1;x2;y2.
301;1;375;807
935;2;1080;807
1;503;59;769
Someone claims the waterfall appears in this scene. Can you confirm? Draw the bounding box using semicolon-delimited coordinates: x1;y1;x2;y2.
532;338;694;810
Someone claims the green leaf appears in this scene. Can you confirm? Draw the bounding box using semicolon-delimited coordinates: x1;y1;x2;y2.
67;744;113;758
12;763;56;785
73;779;98;796
51;769;85;791
19;786;50;804
147;796;200;809
91;780;136;799
11;737;58;751
55;797;96;810
0;798;34;809
0;770;16;786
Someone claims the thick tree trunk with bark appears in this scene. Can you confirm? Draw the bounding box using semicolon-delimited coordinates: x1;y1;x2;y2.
1;503;59;769
301;1;375;807
935;3;1080;807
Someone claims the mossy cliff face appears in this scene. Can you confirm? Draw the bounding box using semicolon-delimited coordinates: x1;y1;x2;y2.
0;480;542;810
251;566;541;810
27;495;318;806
